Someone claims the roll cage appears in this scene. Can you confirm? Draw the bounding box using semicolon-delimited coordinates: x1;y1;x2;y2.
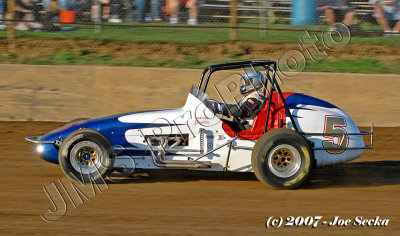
197;60;299;133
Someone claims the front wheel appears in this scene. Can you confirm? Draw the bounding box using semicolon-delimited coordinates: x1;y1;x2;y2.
251;128;313;189
59;129;115;183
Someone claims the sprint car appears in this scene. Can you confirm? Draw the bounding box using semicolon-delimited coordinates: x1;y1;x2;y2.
26;60;373;189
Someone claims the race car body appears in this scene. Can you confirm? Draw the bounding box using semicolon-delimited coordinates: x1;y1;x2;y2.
26;60;373;189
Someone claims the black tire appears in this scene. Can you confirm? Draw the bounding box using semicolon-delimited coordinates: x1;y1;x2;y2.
67;118;89;124
58;129;115;183
251;128;313;189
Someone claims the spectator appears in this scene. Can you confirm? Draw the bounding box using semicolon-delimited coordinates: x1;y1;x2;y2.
41;0;71;10
40;0;62;31
73;0;92;23
124;0;135;21
42;0;59;22
0;0;5;20
319;0;356;30
168;0;197;25
125;0;160;22
91;0;111;22
58;0;69;9
14;0;34;30
109;0;122;23
109;0;161;23
150;0;161;21
370;0;400;36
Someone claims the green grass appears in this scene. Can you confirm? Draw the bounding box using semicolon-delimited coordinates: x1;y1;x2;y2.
0;50;227;68
1;22;400;45
1;50;398;74
305;58;400;73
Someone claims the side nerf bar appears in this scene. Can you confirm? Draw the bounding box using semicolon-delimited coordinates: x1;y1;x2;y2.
25;136;54;144
302;123;374;150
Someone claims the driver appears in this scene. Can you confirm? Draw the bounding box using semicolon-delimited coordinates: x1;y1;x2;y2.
206;69;266;130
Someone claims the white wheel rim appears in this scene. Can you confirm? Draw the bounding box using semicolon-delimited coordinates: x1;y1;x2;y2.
267;144;301;178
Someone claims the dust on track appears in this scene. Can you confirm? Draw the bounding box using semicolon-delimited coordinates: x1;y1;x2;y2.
0;121;399;235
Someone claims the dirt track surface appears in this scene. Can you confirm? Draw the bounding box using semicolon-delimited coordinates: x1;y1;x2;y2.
0;121;399;235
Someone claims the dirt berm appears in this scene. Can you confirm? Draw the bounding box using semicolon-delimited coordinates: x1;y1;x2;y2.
0;64;399;126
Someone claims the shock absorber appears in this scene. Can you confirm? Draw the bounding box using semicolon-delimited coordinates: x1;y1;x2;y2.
199;128;205;155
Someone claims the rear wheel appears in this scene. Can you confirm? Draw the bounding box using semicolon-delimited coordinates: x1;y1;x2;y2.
251;128;313;189
59;129;115;183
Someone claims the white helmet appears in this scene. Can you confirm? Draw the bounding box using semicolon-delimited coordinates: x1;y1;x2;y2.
240;70;265;94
